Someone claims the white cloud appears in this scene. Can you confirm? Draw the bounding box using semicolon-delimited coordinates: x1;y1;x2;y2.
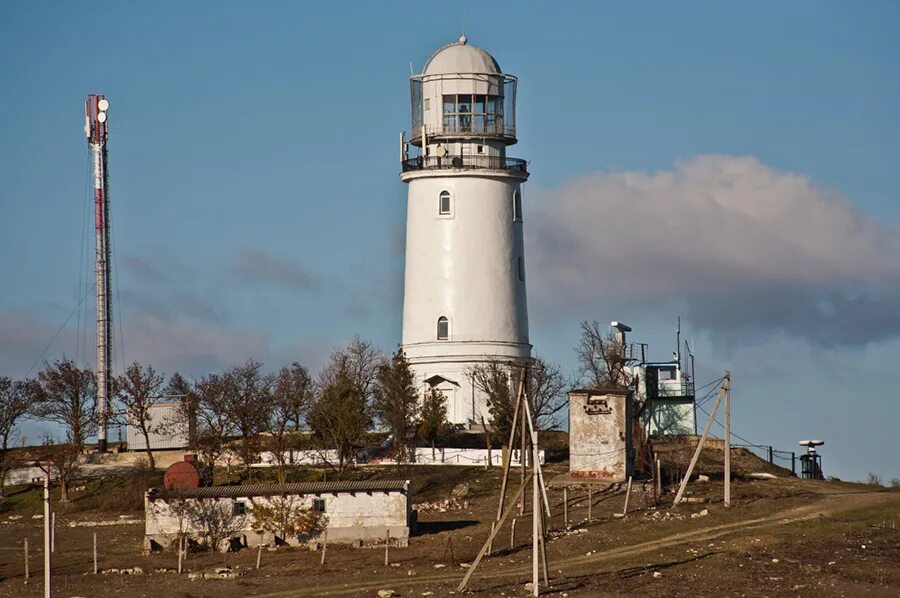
529;155;900;346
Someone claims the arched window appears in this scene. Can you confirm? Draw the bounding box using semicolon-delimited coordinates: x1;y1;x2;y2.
437;316;449;340
513;190;522;221
439;190;451;215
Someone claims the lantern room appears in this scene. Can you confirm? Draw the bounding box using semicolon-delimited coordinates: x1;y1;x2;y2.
408;36;518;147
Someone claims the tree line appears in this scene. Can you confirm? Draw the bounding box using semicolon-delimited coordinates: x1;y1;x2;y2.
0;326;620;502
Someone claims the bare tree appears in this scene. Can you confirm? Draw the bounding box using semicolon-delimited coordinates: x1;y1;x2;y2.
31;359;98;501
373;347;418;464
35;439;82;502
33;358;97;447
308;352;372;477
250;496;325;544
223;360;273;479
269;362;314;483
181;498;245;551
181;373;233;484
528;356;569;430
117;362;166;470
574;321;631;389
417;387;452;460
0;377;38;497
468;360;521;451
319;337;382;408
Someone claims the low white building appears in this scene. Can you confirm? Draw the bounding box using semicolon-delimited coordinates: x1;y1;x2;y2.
144;480;412;551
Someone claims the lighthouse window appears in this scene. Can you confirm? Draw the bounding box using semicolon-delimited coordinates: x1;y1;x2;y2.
443;94;502;134
513;190;522;221
437;317;449;340
439;191;451;215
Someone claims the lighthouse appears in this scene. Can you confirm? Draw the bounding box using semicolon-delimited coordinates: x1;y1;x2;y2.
400;37;531;427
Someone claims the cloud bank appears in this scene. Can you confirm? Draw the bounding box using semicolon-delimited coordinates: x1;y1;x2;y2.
529;155;900;346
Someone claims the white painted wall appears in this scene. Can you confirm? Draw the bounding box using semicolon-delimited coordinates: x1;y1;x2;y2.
145;488;411;549
127;402;188;451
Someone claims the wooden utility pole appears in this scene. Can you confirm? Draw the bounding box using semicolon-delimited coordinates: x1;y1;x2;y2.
723;371;731;507
673;375;727;507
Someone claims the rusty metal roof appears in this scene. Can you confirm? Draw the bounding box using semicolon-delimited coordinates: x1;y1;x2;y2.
151;479;409;500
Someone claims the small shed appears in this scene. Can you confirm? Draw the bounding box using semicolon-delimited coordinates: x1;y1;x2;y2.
568;388;634;481
144;480;413;551
127;401;189;451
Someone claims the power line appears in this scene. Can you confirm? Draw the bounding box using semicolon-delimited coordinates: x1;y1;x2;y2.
25;283;96;377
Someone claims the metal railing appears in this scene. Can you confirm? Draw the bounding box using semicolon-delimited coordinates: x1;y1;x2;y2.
409;123;517;141
402;154;528;174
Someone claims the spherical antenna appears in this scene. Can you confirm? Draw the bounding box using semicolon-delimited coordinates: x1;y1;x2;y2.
458;34;467;45
97;111;107;123
98;98;109;111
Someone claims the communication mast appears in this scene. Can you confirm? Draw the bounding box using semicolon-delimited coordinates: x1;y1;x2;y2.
85;94;112;452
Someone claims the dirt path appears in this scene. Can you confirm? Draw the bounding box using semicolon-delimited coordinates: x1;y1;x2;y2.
252;488;896;597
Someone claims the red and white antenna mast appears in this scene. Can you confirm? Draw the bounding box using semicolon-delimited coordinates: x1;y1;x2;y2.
85;94;112;453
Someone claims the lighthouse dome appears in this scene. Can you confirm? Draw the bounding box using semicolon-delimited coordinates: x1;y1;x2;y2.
423;36;502;75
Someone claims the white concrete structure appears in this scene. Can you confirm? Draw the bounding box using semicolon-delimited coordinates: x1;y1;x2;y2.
568;388;634;481
400;37;531;426
144;480;412;551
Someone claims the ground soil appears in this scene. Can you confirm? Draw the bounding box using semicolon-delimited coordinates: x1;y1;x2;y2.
0;459;897;597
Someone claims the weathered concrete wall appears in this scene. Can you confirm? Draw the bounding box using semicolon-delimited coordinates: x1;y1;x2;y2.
145;489;411;551
569;389;632;481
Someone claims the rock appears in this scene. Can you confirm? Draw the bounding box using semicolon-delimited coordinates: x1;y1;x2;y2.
771;558;779;563
433;564;446;569
407;570;417;576
750;472;777;480
390;562;401;567
653;571;663;578
459;563;470;568
377;590;397;598
682;497;708;504
696;475;709;483
524;582;534;591
690;509;709;519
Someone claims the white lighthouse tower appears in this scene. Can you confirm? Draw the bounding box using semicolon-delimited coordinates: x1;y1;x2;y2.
400;37;531;427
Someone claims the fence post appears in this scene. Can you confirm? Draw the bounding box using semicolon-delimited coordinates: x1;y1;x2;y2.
791;452;796;476
24;538;29;580
768;446;773;463
256;543;262;570
384;529;390;566
563;488;568;528
510;517;517;549
93;532;98;574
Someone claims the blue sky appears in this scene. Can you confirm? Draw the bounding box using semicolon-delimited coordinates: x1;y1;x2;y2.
1;2;898;481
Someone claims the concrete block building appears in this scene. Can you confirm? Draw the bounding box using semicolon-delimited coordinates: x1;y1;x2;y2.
144;480;412;551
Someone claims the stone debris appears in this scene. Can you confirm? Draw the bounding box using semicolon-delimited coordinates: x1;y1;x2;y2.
377;590;397;598
7;515;22;520
696;475;710;483
653;571;663;578
646;510;686;522
188;567;241;580
416;483;471;512
100;567;144;575
750;472;777;480
433;564;446;569
691;509;710;519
